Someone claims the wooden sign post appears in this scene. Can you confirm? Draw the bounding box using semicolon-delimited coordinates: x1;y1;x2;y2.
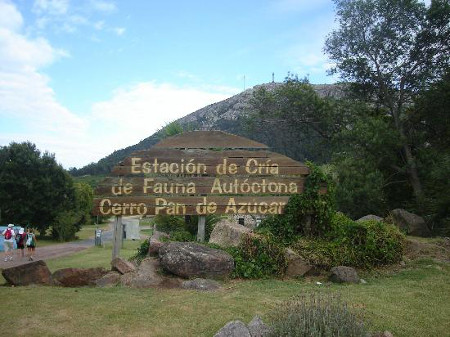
112;215;122;259
93;131;311;251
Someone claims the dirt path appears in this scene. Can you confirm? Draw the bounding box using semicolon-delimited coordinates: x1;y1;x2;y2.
0;242;94;269
0;218;119;270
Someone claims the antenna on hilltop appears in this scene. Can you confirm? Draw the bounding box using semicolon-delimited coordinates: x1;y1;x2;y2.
272;72;275;83
244;75;246;90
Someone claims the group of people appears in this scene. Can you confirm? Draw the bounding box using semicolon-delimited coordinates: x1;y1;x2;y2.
2;224;37;262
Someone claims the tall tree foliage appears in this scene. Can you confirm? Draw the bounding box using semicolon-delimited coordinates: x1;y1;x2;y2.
245;77;339;163
0;142;94;239
0;142;74;234
324;0;450;203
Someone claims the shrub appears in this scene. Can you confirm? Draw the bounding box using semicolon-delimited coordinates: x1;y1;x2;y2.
130;238;150;264
295;213;405;268
184;214;222;241
154;215;185;233
268;292;368;337
259;163;335;245
154;214;221;241
226;233;287;279
169;230;195;242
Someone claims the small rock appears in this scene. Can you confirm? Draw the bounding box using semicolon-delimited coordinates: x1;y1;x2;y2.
399;261;406;267
111;257;136;274
95;271;121;287
329;266;360;284
214;320;251;337
372;331;394;337
284;248;313;278
182;278;220;291
148;237;164;256
248;315;271;337
360;279;367;284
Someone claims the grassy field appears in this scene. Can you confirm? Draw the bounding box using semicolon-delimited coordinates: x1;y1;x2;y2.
33;223;111;248
0;240;449;337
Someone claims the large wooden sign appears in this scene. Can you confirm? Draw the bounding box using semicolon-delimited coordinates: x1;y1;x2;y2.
93;131;310;216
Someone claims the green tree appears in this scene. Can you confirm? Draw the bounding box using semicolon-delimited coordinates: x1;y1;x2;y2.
0;142;75;234
324;0;450;203
412;71;450;233
245;76;340;163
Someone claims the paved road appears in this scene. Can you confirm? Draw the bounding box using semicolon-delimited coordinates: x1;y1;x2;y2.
0;217;141;270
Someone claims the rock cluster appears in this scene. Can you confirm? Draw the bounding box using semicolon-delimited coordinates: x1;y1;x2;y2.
1;260;108;287
214;316;271;337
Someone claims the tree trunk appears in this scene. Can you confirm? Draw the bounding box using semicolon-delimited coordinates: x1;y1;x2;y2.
403;142;423;201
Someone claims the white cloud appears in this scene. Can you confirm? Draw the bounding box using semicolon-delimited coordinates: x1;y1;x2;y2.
94;20;105;30
90;0;116;13
32;0;120;35
0;3;238;168
270;0;331;13
0;29;67;70
33;0;69;16
0;0;23;31
0;1;88;167
88;82;235;155
113;27;125;36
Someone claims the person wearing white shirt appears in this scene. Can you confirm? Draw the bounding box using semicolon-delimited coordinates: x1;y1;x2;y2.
2;224;16;262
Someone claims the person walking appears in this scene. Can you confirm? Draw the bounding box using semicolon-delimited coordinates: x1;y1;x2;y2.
16;227;26;259
26;228;37;261
2;224;16;262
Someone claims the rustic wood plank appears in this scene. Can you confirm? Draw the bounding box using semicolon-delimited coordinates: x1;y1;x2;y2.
152;130;268;149
93;196;291;216
94;176;306;196
112;165;309;176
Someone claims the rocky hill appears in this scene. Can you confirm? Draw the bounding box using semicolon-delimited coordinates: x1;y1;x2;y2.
70;82;339;177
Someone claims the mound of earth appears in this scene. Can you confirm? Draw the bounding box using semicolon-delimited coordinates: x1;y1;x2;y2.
404;237;450;263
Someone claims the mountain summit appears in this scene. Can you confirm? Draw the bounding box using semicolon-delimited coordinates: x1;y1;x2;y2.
71;82;338;176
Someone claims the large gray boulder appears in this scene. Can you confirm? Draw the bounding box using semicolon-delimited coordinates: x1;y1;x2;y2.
2;260;52;286
214;321;251;337
390;209;431;237
357;214;383;222
209;220;251;247
159;242;234;279
329;266;360;284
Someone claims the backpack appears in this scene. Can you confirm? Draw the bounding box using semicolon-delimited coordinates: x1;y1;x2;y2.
4;228;12;240
26;234;34;246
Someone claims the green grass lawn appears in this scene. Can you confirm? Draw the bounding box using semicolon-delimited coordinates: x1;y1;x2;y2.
75;223;110;241
0;241;449;337
34;223;110;247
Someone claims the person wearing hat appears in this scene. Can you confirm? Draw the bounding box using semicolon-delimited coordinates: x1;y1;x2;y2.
16;227;26;259
2;224;16;262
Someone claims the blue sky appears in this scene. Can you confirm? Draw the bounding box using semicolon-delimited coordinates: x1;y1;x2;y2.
1;0;340;169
